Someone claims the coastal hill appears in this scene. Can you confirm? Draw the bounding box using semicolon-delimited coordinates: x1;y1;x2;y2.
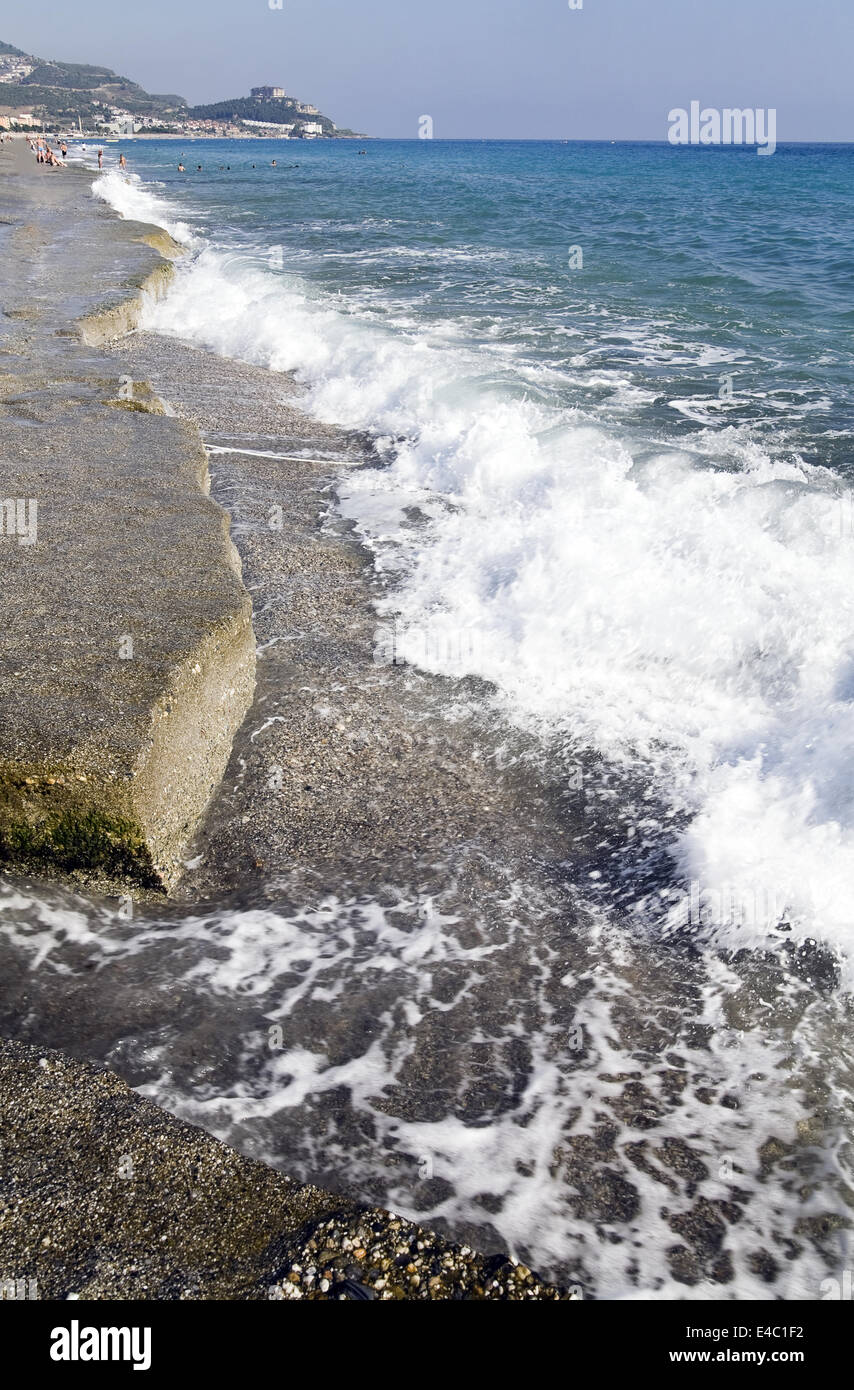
186;93;337;137
0;39;362;137
0;40;187;124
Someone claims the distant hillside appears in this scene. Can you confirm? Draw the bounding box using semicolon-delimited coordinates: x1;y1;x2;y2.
0;40;186;122
0;39;362;136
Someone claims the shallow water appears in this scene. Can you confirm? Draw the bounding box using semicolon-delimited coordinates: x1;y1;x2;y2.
95;138;854;974
2;861;852;1299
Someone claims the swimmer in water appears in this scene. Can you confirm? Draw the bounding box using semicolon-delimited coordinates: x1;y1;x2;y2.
119;153;126;169
178;163;185;172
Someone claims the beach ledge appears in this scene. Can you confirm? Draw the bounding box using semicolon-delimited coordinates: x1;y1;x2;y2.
0;141;255;891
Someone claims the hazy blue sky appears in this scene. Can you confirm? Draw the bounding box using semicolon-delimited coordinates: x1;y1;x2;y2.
1;0;851;140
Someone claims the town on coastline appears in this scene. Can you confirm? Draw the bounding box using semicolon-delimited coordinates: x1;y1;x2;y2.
0;42;365;139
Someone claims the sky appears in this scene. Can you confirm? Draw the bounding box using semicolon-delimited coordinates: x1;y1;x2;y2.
0;0;852;141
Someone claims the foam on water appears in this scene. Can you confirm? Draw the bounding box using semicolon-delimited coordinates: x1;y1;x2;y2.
1;876;850;1299
88;182;854;981
93;169;200;249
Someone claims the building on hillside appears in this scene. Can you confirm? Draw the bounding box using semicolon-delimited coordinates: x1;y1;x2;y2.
0;56;35;82
299;121;324;137
242;119;295;135
251;86;286;100
297;104;319;116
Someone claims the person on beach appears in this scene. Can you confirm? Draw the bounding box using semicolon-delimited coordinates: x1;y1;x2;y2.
97;148;103;169
119;153;127;170
60;141;67;159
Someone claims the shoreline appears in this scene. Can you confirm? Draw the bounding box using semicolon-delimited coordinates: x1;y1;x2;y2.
0;1040;570;1300
3;137;848;1301
0;138;572;1301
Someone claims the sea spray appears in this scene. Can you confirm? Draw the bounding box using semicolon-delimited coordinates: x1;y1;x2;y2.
94;142;854;977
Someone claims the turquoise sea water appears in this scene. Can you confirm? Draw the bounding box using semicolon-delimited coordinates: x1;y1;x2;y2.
111;137;854;465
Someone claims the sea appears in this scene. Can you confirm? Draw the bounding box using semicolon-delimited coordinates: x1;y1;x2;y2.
3;137;853;1299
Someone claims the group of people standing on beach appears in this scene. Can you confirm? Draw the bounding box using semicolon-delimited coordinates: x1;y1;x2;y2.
28;137;67;168
25;137;128;175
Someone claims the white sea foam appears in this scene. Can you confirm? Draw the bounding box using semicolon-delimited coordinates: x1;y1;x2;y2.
95;180;854;980
92;170;199;249
1;878;847;1298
